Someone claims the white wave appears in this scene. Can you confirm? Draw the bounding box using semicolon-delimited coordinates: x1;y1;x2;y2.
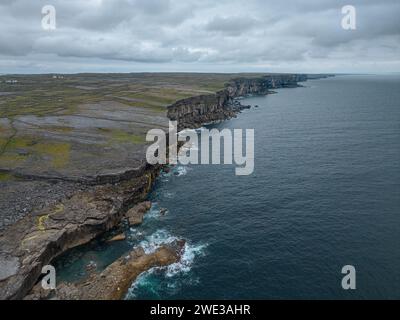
138;229;178;254
144;202;161;219
125;268;157;299
173;165;187;176
126;229;207;299
160;165;189;180
127;228;146;243
166;241;207;277
137;229;207;274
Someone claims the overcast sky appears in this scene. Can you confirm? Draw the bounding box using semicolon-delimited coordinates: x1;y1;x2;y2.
1;0;399;74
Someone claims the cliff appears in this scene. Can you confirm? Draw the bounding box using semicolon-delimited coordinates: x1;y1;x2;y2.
0;165;160;300
167;74;308;129
0;73;319;300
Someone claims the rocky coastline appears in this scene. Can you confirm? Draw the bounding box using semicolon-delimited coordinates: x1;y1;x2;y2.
0;73;326;300
25;240;185;300
167;74;308;130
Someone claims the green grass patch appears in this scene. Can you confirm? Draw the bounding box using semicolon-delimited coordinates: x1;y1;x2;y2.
33;142;71;168
0;153;28;168
0;172;14;181
46;125;74;133
6;136;37;149
109;130;146;144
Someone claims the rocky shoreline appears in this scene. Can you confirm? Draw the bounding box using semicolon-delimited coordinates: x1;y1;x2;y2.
0;164;161;299
25;240;185;300
0;73;328;300
168;74;308;130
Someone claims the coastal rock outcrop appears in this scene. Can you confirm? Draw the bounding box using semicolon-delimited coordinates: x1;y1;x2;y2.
0;166;159;300
25;241;185;300
107;233;126;242
125;201;152;226
167;74;308;130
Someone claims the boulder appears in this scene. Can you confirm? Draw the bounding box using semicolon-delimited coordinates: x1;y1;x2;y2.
107;233;126;242
125;201;151;226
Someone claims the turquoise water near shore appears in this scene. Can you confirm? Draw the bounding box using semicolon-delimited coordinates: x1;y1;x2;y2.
56;75;400;299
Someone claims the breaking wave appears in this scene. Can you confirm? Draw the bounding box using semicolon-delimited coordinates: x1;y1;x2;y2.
138;229;179;254
173;165;187;176
144;202;163;219
126;229;207;299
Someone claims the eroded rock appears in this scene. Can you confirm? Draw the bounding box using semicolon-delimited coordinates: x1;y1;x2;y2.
107;233;126;242
0;255;20;281
25;241;185;300
0;168;159;300
125;201;152;226
167;74;307;130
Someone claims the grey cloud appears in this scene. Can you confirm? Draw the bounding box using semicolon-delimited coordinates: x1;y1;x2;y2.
205;16;258;36
0;0;399;73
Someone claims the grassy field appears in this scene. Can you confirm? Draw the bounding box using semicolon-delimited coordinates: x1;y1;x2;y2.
0;73;236;118
0;73;263;177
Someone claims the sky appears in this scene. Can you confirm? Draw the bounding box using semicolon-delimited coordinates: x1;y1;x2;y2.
0;0;399;74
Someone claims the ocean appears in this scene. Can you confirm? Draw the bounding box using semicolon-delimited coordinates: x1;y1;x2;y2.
56;75;400;299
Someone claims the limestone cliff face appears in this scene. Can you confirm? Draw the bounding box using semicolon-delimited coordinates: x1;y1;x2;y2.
0;165;161;300
167;74;308;129
167;90;233;130
226;74;307;97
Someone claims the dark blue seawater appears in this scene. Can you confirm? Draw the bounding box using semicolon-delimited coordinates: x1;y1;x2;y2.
57;75;400;299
